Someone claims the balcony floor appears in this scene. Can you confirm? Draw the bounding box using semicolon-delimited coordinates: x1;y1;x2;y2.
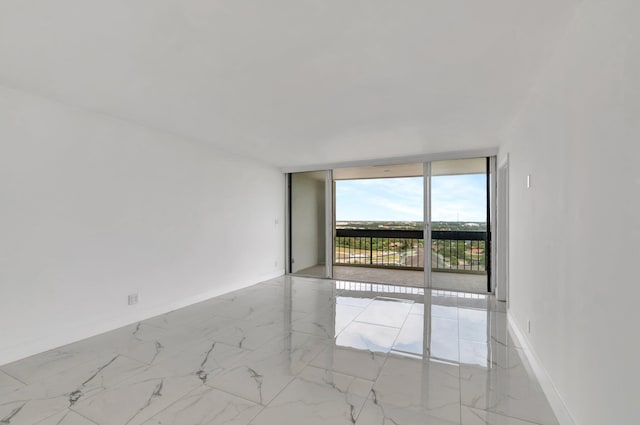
295;265;488;293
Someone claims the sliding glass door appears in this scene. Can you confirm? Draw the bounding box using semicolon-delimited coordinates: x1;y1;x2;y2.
332;163;424;287
428;157;492;293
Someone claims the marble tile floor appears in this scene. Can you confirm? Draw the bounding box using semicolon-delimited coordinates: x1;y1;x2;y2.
0;276;558;425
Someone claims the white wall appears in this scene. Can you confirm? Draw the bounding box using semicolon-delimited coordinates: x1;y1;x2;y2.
291;172;326;272
0;86;285;366
499;1;640;423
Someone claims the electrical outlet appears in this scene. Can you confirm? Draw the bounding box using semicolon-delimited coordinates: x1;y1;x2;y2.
128;293;139;306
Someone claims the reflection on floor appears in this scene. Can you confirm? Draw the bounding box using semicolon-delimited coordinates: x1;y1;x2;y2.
0;276;558;425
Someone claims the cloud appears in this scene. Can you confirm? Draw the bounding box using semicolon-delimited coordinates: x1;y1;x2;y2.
431;175;486;221
336;174;486;222
336;177;423;221
369;196;424;218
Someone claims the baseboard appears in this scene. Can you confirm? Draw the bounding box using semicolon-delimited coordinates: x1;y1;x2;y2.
507;311;577;425
0;270;284;367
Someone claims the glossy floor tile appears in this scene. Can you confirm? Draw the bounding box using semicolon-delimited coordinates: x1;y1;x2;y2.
0;276;558;425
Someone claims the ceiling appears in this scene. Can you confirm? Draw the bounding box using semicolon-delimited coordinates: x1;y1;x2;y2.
0;1;580;168
334;163;423;180
333;157;486;180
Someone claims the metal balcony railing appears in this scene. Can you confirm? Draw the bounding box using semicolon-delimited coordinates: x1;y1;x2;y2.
334;229;487;273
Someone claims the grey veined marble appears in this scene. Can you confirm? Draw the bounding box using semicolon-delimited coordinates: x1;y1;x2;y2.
0;276;559;425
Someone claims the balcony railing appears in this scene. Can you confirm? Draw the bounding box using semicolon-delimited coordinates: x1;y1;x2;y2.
431;230;486;272
335;229;424;269
335;229;487;273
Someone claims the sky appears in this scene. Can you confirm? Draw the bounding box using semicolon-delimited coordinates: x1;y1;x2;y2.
335;175;487;222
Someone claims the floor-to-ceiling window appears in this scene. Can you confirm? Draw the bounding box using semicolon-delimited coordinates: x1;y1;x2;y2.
287;156;495;294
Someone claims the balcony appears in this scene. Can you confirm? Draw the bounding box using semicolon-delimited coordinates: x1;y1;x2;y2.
334;228;488;293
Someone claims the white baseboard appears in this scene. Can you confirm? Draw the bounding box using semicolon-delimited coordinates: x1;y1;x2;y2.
507;311;577;425
0;271;284;367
